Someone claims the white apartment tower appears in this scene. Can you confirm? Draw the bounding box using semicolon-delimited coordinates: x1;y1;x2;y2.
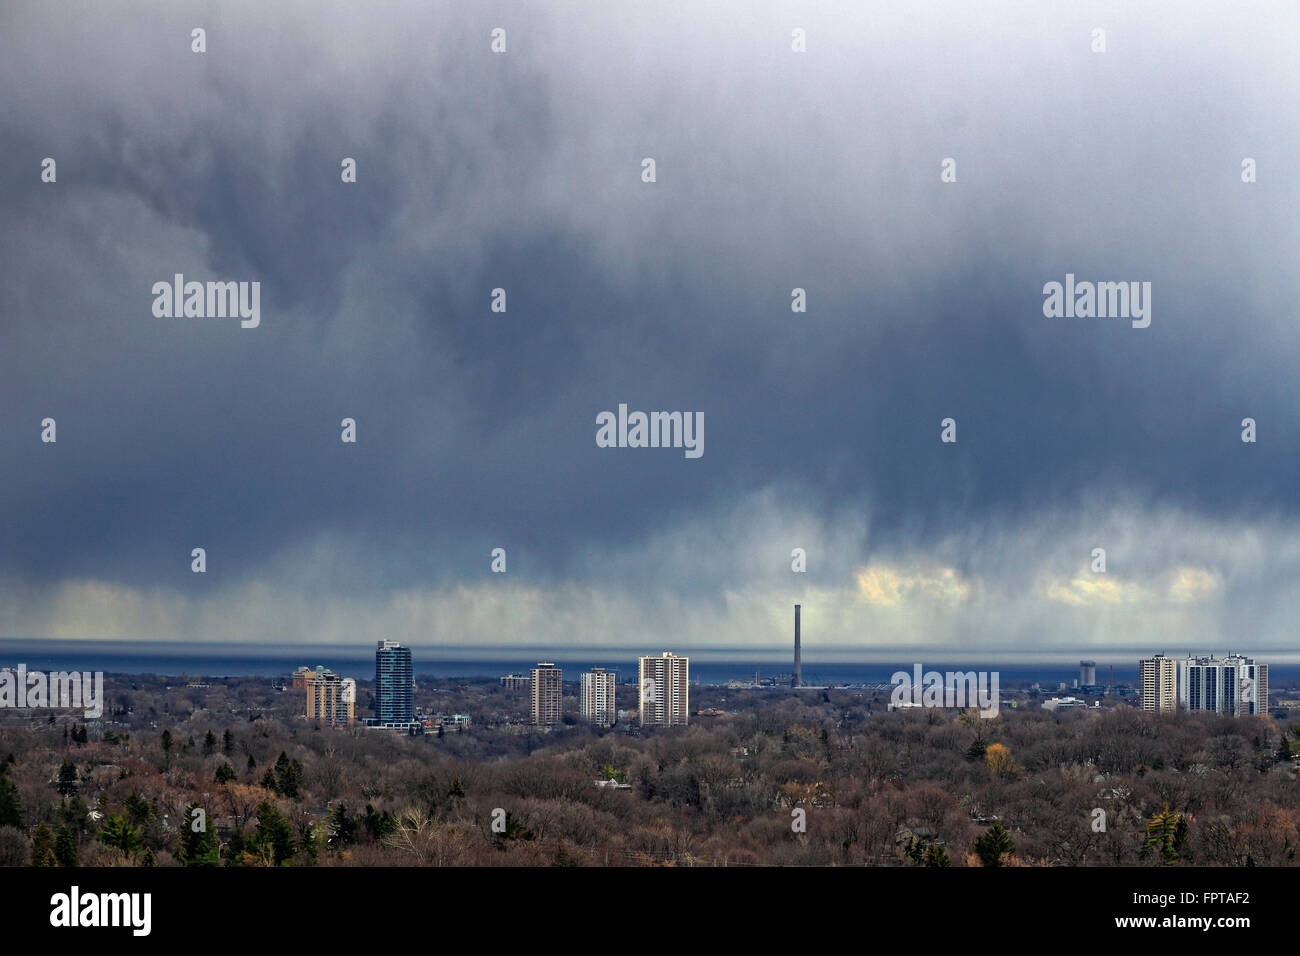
1179;654;1268;716
1139;654;1177;713
639;652;689;727
530;662;562;726
581;667;617;727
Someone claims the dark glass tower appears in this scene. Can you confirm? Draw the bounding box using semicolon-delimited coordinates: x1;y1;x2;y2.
374;640;414;722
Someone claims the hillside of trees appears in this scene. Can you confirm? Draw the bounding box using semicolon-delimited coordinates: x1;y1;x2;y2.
0;675;1297;867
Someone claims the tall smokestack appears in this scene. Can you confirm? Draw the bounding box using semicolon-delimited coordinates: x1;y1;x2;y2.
793;604;802;688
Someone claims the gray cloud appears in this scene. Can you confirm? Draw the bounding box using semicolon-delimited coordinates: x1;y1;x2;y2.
1;1;1296;654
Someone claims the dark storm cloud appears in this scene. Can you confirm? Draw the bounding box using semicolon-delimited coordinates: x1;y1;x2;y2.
0;1;1297;650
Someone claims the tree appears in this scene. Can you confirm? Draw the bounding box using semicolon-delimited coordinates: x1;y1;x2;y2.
59;793;88;834
215;762;237;784
224;829;247;867
0;773;22;828
1144;804;1186;866
124;792;152;827
384;807;455;865
203;730;217;756
924;843;952;867
98;812;142;857
31;823;56;867
327;804;359;850
296;817;319;865
56;759;78;796
179;804;220;867
54;825;77;867
252;801;296;866
222;783;263;830
493;811;535;850
975;823;1014;867
260;769;279;794
222;729;234;757
447;776;466;798
276;755;304;799
363;804;396;842
985;743;1016;778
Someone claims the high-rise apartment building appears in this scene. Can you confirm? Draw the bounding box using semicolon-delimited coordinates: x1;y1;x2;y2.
581;668;617;727
375;640;414;723
639;652;689;727
1080;660;1096;687
1139;654;1177;712
1179;654;1268;716
306;669;355;726
530;662;562;726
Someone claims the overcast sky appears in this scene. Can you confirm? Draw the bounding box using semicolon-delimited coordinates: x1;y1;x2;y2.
1;1;1297;661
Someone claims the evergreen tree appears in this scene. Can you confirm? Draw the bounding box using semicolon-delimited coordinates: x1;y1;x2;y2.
253;801;296;866
31;823;56;867
493;810;535;849
924;843;952;867
179;803;220;867
974;823;1014;867
327;804;358;849
56;759;78;796
59;794;88;834
276;757;303;800
0;773;22;828
1143;804;1185;866
222;729;234;756
225;828;246;867
362;804;396;841
124;792;152;827
297;817;319;865
98;811;143;857
214;762;237;784
260;769;279;794
141;846;157;867
203;730;217;756
54;825;77;867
